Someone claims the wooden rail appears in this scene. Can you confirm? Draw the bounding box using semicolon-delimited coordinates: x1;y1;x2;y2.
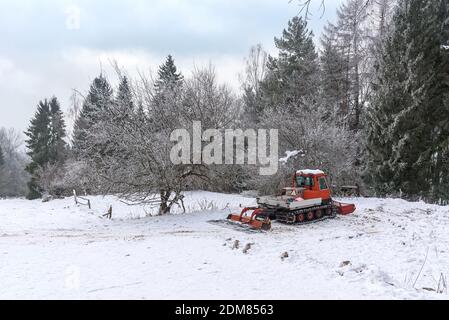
73;190;91;209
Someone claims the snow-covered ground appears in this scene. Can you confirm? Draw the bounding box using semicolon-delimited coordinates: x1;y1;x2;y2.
1;191;448;300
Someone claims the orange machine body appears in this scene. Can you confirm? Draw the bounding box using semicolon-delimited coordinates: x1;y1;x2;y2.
292;170;332;203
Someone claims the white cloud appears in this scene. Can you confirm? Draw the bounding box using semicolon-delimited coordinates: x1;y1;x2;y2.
0;47;245;133
61;47;244;90
0;0;343;133
0;56;44;134
0;57;41;94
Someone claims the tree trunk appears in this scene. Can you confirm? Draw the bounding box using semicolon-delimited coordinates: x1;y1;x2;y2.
159;190;171;215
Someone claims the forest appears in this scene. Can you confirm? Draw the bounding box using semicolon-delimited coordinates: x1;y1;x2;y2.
1;0;449;211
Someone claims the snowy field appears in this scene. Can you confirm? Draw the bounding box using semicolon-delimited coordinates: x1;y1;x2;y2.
1;191;449;300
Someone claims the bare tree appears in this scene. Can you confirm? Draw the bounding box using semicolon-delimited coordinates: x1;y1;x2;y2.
372;0;395;39
320;0;373;131
254;100;358;194
180;65;240;129
296;0;374;19
240;44;268;95
36;162;66;197
239;45;268;124
76;65;242;214
0;128;29;197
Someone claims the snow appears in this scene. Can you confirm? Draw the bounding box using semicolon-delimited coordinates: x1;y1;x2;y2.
1;192;449;300
279;150;303;163
297;169;325;175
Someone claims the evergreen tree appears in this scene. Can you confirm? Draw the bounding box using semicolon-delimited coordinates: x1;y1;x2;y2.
259;16;319;112
25;100;52;199
135;102;146;122
72;74;113;156
0;145;4;168
113;76;135;125
242;86;262;123
365;0;449;201
116;76;134;111
48;97;67;164
24;97;68;199
427;0;449;201
154;55;184;93
152;55;184;131
0;145;4;193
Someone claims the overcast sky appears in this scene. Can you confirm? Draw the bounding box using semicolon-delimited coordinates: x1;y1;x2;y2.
0;0;343;134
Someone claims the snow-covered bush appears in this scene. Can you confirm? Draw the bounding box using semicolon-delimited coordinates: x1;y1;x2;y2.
250;104;359;195
35;163;66;198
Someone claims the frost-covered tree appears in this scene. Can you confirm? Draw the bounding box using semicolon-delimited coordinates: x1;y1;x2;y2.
110;75;135;133
0;145;5;190
321;0;371;131
371;0;396;40
154;55;184;93
181;66;238;129
77;65;241;213
151;55;184;132
48;97;68;164
319;0;398;128
259;16;319;112
365;0;417;196
0;128;29;197
116;76;134;113
254;100;359;195
181;67;245;193
249;14;360;193
0;146;4;168
365;0;449;201
72;74;113;157
240;44;268;124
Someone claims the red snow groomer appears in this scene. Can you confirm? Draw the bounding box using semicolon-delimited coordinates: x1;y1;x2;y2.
224;170;356;231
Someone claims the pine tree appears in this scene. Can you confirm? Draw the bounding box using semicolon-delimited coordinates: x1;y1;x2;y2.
366;0;422;196
72;74;113;156
0;144;4;193
135;102;146;122
116;76;134;110
154;55;184;93
260;16;319;112
24;97;68;199
25;100;52;199
151;55;184;131
0;145;4;167
114;76;134;124
48;97;67;164
425;0;449;201
365;0;449;201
